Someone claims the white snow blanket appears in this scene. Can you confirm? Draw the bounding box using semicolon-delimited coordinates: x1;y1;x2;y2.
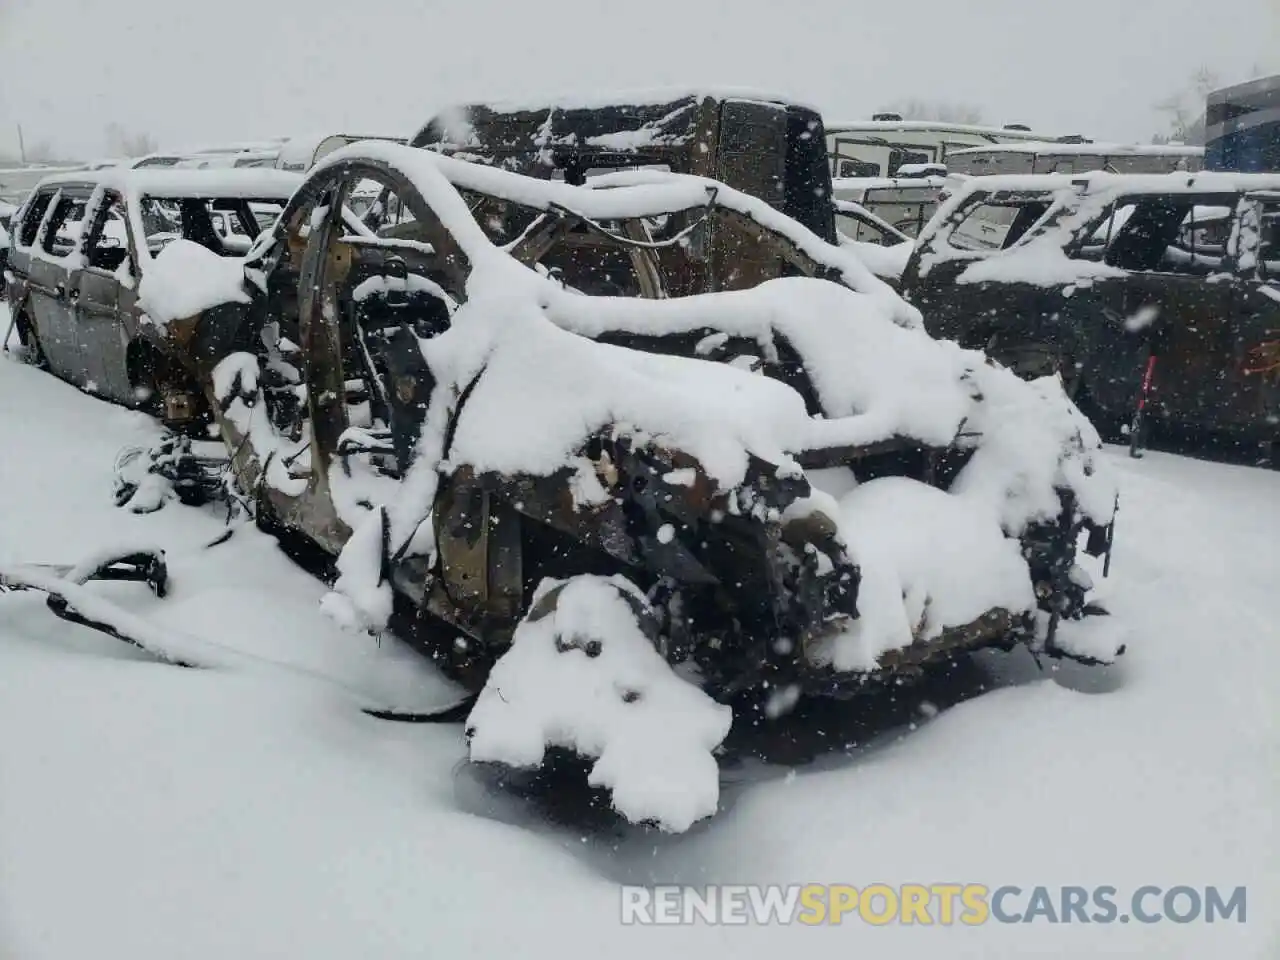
816;477;1037;672
137;238;249;327
466;575;732;832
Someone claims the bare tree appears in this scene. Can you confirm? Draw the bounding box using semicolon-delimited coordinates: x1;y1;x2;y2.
21;138;57;163
1152;66;1220;144
103;123;158;158
879;99;986;125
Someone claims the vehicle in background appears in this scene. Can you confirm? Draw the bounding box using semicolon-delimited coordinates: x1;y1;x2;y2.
946;142;1204;176
413;90;840;288
175;150;279;170
824;115;1068;178
1206;75;1280;172
0;165;89;198
272;133;407;173
5;167;299;425
899;170;1280;459
832;173;947;239
130;155;188;169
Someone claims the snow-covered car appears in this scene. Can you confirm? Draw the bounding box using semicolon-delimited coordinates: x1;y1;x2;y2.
899;171;1280;459
5;167;299;423
104;142;1120;831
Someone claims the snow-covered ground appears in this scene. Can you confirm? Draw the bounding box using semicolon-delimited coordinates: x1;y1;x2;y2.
0;308;1276;958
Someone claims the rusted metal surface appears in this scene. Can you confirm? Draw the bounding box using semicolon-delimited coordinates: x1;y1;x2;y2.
416;93;838;294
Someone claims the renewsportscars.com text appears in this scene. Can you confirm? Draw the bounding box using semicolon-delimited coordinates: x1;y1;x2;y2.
620;884;1247;926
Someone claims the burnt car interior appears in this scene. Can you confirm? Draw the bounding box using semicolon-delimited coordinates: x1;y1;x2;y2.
1088;195;1238;274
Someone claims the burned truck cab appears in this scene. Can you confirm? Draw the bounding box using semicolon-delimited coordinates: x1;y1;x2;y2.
411;92;837;296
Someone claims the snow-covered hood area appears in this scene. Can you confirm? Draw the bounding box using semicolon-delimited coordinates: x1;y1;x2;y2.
137;239;250;327
378;261;1115;553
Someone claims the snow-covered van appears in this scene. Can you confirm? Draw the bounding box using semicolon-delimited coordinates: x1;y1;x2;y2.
272;133;407;173
946;142;1205;176
5;167;301;424
823;117;1068;179
900;170;1280;458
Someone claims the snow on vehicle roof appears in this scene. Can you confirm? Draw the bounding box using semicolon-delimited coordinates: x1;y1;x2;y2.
455;87;815;114
28;167;304;200
832;175;948;193
274;133;407;171
947;142;1205;158
824;120;1061;139
940;169;1280;200
313;141;915;325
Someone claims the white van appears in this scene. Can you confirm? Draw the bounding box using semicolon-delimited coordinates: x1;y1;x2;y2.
824;116;1068;178
946;141;1205;176
273;133;407;173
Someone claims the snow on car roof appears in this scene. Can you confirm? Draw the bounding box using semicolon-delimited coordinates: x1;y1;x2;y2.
947;142;1205;158
28;167;304;200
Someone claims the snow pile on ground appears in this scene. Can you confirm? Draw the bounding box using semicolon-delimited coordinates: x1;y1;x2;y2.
818;478;1036;671
465;575;732;833
137;238;249;327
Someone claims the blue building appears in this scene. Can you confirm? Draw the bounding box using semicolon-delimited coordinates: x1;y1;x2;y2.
1206;75;1280;172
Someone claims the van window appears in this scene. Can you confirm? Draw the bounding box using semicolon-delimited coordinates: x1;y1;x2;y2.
41;193;87;258
945;198;1051;252
1253;202;1280;280
85;194;130;271
17;190;55;247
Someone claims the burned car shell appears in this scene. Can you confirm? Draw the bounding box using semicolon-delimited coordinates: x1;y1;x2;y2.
168;143;1115;699
5;168;300;423
900;171;1280;448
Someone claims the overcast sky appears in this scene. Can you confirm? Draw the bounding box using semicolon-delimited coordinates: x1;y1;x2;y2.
0;0;1274;159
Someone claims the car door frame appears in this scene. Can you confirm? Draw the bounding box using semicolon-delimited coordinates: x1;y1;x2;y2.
1097;192;1240;436
24;184;97;385
1222;190;1280;442
75;188;136;403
